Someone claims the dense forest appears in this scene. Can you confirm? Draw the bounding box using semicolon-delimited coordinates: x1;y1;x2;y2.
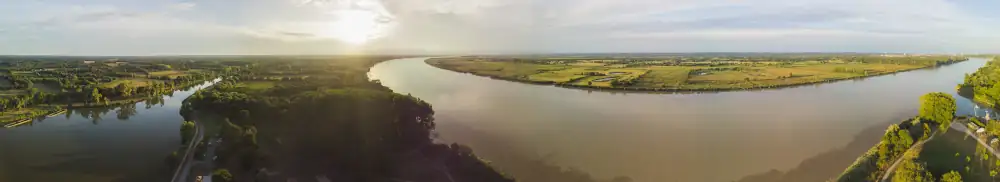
960;57;1000;109
178;56;516;182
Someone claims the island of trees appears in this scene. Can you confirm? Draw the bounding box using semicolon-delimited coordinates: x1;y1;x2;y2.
427;53;966;92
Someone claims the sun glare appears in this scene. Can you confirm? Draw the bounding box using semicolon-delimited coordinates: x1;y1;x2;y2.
326;10;385;44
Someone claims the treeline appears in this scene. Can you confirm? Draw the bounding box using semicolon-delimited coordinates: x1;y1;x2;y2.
960;57;1000;108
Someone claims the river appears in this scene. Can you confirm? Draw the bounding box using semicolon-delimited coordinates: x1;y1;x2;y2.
368;57;995;182
0;80;217;182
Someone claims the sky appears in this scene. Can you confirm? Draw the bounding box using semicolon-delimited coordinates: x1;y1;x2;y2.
3;0;1000;55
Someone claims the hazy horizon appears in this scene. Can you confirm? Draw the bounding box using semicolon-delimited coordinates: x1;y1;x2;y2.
0;52;985;57
4;0;1000;55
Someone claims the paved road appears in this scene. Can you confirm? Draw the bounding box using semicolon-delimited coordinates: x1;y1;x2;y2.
171;121;204;182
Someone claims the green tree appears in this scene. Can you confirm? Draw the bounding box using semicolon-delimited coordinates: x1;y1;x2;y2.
115;83;134;97
90;88;103;105
941;170;962;182
212;169;233;182
180;121;196;144
919;92;956;130
921;123;931;141
893;159;934;182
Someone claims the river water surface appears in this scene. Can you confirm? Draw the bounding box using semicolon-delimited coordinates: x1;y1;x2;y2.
0;80;216;182
369;57;994;182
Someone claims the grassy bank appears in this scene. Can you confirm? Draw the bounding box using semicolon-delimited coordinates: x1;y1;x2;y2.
0;105;61;124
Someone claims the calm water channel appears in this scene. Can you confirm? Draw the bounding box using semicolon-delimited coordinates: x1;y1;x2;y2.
369;57;995;182
0;80;216;182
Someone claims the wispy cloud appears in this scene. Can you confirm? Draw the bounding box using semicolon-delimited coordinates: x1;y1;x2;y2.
169;2;197;11
2;0;1000;55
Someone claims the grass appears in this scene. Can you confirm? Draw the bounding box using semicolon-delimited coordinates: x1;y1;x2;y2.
429;58;927;90
527;67;591;83
0;106;60;124
0;89;24;96
633;66;690;88
916;131;994;181
148;70;195;79
0;77;12;87
226;81;278;94
427;59;571;80
98;78;159;88
30;81;62;93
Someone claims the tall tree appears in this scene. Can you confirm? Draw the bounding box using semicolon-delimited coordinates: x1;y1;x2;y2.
941;171;962;182
893;159;934;182
919;92;956;130
116;83;134;97
90;88;103;105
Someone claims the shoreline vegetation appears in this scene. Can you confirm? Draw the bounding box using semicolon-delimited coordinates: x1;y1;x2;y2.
835;92;957;181
1;55;228;124
957;57;1000;109
835;57;1000;182
426;54;967;93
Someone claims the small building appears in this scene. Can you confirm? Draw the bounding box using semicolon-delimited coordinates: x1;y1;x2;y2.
196;176;212;182
83;60;95;64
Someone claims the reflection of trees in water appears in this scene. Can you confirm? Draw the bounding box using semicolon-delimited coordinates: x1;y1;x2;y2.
144;96;165;109
116;104;137;120
75;107;116;124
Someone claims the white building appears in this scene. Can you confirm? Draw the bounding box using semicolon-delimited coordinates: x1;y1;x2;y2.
196;176;212;182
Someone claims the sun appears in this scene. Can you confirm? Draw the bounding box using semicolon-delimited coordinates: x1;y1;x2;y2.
325;10;386;44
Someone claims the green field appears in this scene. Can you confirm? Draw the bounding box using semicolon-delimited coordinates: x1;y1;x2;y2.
98;78;159;88
917;131;994;181
0;106;59;124
30;81;62;93
428;56;943;91
0;77;11;87
235;81;277;92
148;70;201;79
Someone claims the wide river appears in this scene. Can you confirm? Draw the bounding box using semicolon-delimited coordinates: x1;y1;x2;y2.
0;80;216;182
369;57;995;182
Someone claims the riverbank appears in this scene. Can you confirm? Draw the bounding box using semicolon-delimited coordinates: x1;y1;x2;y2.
0;106;61;126
371;57;989;182
1;78;217;125
426;58;965;93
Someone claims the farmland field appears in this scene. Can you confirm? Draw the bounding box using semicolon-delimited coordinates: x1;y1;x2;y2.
427;55;961;91
98;78;160;88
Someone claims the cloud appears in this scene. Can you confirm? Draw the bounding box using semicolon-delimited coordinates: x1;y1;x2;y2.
4;0;1000;55
169;2;197;11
